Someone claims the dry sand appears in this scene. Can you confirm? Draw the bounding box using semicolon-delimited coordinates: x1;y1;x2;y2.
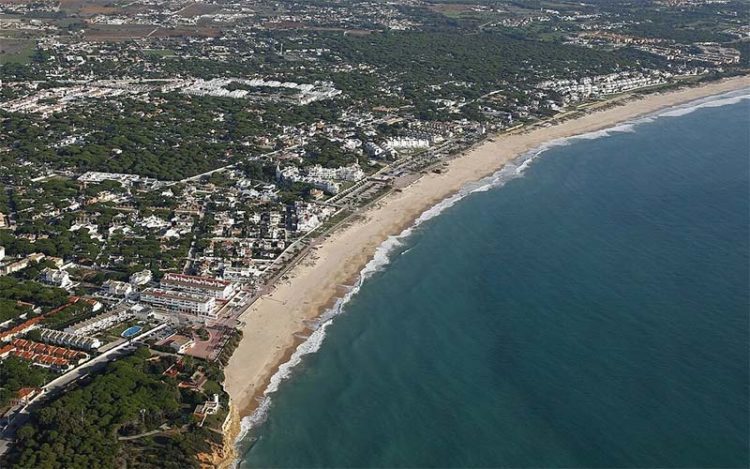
220;75;750;458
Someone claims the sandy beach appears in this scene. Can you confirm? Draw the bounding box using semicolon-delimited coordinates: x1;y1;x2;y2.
220;75;749;463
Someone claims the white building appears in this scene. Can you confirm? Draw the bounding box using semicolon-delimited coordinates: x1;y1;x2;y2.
275;163;365;196
103;280;134;297
305;163;365;182
385;137;430;150
129;269;153;285
168;334;195;354
223;266;263;281
364;141;385;158
140;288;217;317
1;252;45;276
41;268;72;288
65;306;133;335
160;273;236;300
194;394;221;416
343;138;362;150
78;171;158;188
40;328;102;351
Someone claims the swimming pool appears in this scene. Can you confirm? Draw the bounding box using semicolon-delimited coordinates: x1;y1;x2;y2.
121;325;142;338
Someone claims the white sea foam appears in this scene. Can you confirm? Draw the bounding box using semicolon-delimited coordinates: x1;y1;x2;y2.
234;150;543;448
234;86;750;451
493;88;750;163
655;89;750;118
235;232;409;447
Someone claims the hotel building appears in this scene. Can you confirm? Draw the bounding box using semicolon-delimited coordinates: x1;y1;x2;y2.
140;288;216;318
160;273;235;300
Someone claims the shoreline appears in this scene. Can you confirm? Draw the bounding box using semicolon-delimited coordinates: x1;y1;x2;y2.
219;75;750;465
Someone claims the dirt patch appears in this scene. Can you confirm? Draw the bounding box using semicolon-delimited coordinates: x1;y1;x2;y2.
177;2;223;18
79;4;122;15
264;21;372;35
59;0;147;16
83;24;220;42
265;20;306;29
428;3;480;15
0;38;35;63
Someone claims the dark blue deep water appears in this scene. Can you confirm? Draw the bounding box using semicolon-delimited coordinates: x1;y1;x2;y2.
240;95;750;468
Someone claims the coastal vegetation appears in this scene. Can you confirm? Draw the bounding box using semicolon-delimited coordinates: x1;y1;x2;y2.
4;348;227;468
0;277;69;312
0;358;51;409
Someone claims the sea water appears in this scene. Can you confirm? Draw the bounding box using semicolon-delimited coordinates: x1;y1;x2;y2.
239;92;750;468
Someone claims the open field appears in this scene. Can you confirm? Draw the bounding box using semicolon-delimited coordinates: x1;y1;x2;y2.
83;24;221;41
176;2;223;18
0;38;35;64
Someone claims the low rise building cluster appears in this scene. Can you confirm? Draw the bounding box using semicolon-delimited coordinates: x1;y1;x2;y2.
276;163;365;194
536;71;669;102
64;306;134;336
39;328;102;351
138;274;237;319
0;338;88;371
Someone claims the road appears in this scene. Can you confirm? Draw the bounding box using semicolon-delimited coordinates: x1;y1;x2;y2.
0;323;168;457
175;145;300;184
39;323;169;397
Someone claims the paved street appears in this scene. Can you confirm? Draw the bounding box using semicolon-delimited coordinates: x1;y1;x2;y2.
0;323;168;457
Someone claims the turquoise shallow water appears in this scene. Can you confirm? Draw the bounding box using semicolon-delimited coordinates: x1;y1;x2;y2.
239;94;750;468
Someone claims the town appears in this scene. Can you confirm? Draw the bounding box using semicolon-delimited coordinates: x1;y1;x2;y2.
0;0;748;466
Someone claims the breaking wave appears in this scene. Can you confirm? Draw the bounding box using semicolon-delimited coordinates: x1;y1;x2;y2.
233;86;750;454
655;88;749;117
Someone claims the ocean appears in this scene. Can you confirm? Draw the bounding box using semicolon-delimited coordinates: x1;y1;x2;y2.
238;92;750;468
